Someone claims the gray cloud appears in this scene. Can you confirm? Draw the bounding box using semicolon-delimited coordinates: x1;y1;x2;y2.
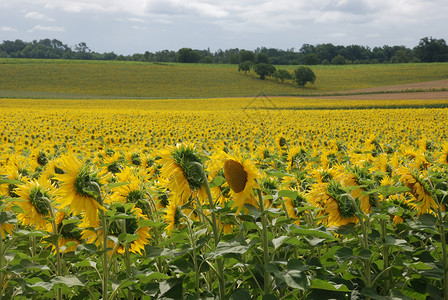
0;0;447;54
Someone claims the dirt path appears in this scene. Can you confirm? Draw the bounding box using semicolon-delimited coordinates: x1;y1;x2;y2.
314;79;448;100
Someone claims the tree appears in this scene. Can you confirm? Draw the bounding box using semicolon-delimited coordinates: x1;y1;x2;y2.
240;50;256;63
304;53;319;65
256;53;270;64
254;63;276;80
332;54;346;65
414;37;448;62
177;48;200;63
273;69;292;83
294;66;316;87
238;61;252;74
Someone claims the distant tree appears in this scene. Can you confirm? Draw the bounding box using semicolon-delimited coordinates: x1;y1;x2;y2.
238;61;253;74
332;54;346;65
256;53;270;64
414;37;448;62
177;48;200;63
294;66;316;87
201;55;213;63
254;63;276;80
240;50;256;63
304;53;319;65
228;54;240;64
273;69;292;83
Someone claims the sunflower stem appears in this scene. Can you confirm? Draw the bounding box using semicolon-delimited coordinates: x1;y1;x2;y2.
380;219;390;294
44;197;62;300
121;219;133;300
91;181;109;300
348;194;371;295
257;189;272;295
0;230;4;300
436;199;448;300
190;162;226;300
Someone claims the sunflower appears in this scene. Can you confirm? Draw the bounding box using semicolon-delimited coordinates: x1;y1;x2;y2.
438;142;448;165
307;180;357;227
395;167;437;215
14;179;56;230
157;143;207;205
286;147;307;172
44;211;81;254
111;166;149;207
54;155;105;227
275;133;288;152
82;205;151;255
220;151;260;214
164;194;182;234
337;165;373;213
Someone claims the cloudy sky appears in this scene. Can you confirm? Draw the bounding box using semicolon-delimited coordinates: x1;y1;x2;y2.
1;0;447;55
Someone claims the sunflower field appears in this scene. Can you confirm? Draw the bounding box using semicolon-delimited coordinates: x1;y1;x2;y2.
1;97;448;299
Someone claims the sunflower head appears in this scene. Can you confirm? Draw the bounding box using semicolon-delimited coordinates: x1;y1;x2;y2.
74;165;102;199
326;180;357;221
224;159;248;193
170;144;204;190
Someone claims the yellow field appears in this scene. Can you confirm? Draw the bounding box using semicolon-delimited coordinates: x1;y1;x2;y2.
1;97;448;298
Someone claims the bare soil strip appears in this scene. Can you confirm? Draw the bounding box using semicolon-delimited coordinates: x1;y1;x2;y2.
314;79;448;100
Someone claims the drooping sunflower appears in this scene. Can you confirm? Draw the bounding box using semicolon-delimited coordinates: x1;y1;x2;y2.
438;141;448;165
221;151;261;214
54;155;105;227
337;165;374;214
157;143;207;205
275;133;288;152
0;196;15;238
44;211;81;254
307;180;357;227
286;147;308;172
82;205;151;255
110;166;149;207
395;167;437;215
14;178;56;230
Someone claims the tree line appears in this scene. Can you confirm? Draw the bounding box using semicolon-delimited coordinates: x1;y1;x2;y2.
0;37;447;64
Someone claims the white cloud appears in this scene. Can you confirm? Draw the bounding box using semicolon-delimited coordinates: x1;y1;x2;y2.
25;11;55;21
28;25;65;32
0;26;17;32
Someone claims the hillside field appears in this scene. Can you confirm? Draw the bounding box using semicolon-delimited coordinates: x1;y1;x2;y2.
0;58;447;98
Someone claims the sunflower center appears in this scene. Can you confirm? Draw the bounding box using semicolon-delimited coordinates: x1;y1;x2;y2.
224;159;248;193
74;166;100;199
29;186;51;216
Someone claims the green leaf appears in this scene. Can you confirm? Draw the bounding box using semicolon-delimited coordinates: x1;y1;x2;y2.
385;236;412;251
278;190;299;199
230;289;251;300
51;275;84;287
244;204;261;219
0;178;23;185
159;278;183;299
272;236;289;250
207;241;249;259
283;270;308;290
138;219;166;229
334;247;354;263
15;229;48;237
118;233;139;243
361;287;385;300
290;227;335;240
106;181;130;190
310;278;350;292
209;176;226;188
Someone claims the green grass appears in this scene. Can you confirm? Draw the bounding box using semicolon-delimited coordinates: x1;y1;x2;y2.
0;58;447;99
